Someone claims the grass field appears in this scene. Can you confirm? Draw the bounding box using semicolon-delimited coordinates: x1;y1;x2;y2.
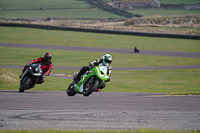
0;0;124;19
0;8;199;18
0;0;91;9
0;27;200;52
0;0;200;19
0;27;200;94
0;9;124;19
1;0;199;10
1;47;200;67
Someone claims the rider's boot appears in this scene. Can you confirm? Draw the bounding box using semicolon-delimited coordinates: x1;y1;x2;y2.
73;66;89;83
73;71;80;83
37;77;45;84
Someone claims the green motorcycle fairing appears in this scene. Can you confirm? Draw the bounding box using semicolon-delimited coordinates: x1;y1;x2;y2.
74;64;109;94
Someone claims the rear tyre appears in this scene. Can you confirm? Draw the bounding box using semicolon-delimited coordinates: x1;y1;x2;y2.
66;82;77;96
19;77;31;92
83;80;99;96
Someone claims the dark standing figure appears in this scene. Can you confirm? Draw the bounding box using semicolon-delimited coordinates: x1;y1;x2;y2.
134;47;140;53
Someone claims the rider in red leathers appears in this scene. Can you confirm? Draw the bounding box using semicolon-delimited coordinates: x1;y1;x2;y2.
19;52;53;84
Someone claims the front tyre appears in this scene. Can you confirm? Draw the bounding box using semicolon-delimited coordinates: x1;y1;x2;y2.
83;80;99;96
66;82;77;96
19;77;31;92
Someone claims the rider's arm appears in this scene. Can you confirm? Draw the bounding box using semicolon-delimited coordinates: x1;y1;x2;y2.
106;66;112;82
108;66;112;77
26;57;43;67
89;59;100;68
44;62;53;76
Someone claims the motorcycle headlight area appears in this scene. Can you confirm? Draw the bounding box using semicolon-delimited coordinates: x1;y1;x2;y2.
32;68;42;76
34;68;39;73
100;71;104;75
99;66;107;75
33;73;41;76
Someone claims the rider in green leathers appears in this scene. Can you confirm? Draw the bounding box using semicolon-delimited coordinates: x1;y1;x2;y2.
74;54;112;91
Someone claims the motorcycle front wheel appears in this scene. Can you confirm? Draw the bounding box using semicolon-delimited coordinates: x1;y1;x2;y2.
66;82;77;96
19;77;31;92
83;80;99;96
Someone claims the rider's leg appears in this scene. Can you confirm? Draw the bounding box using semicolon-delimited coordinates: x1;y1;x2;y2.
94;81;106;92
99;81;106;89
74;66;90;81
37;76;45;84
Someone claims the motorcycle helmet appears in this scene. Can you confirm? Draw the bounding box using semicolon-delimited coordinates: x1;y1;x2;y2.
101;54;112;65
44;52;52;64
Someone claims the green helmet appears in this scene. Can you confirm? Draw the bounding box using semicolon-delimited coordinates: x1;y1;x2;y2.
101;54;112;64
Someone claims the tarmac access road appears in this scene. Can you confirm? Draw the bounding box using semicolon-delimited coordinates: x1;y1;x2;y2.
0;42;200;131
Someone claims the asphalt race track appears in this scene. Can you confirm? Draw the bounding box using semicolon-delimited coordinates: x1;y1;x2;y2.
0;42;200;131
0;91;200;130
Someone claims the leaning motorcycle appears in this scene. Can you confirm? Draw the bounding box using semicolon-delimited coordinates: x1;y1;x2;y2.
19;63;43;92
66;63;109;96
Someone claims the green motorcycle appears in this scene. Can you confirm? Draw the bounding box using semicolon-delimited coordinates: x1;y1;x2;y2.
66;63;109;96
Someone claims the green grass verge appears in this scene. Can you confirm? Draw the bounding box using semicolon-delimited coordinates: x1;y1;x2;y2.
0;129;199;133
171;92;200;95
1;68;200;94
0;27;200;52
109;69;200;94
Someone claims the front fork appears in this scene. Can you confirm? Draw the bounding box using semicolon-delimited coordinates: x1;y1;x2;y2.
85;76;94;87
20;69;28;82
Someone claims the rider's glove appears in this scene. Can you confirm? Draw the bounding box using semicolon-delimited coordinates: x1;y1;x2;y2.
89;62;95;68
93;59;99;66
44;73;48;76
89;59;99;68
106;77;110;82
25;63;30;68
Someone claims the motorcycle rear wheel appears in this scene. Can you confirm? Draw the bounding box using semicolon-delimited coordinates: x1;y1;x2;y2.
83;80;99;96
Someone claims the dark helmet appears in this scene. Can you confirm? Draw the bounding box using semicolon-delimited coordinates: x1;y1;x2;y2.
44;52;52;64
